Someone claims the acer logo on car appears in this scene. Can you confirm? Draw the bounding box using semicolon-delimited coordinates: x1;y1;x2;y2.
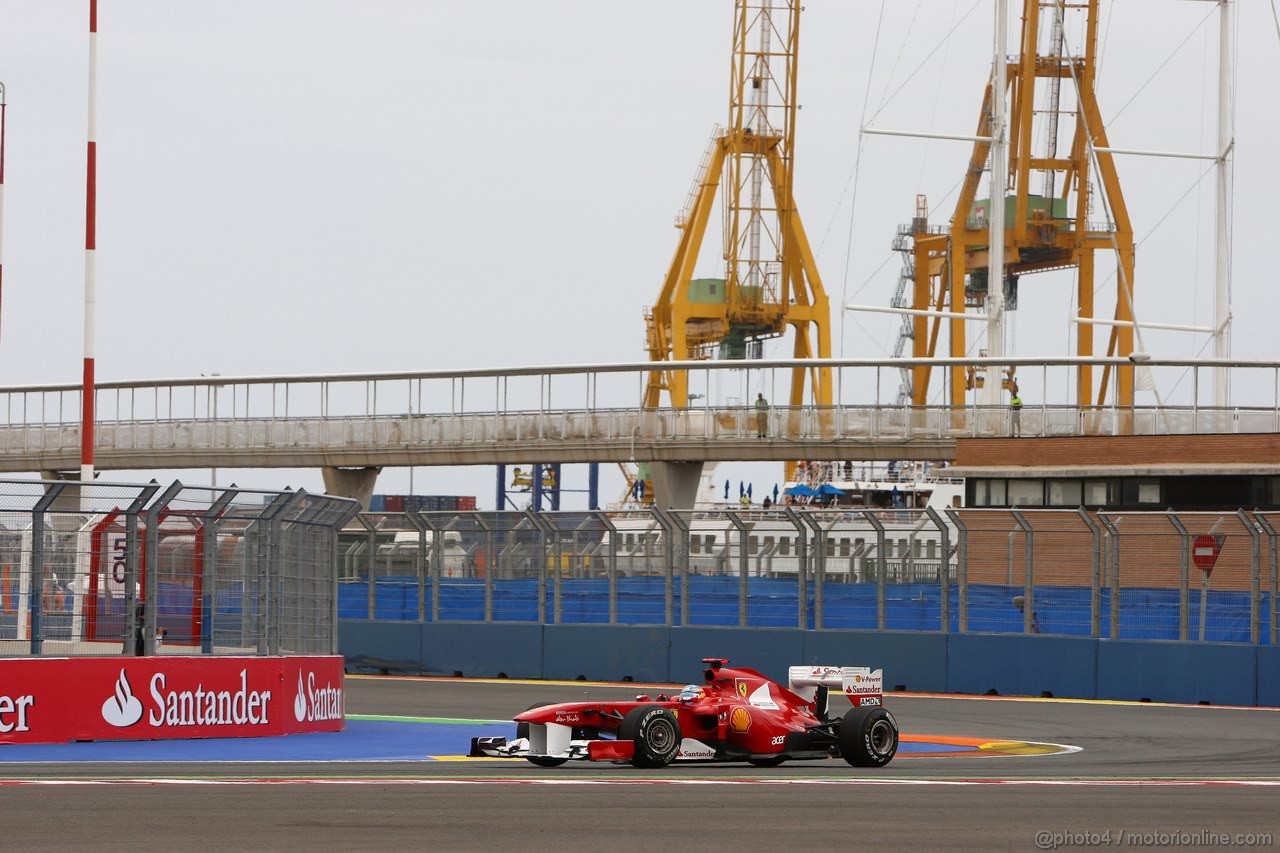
293;671;343;724
0;691;35;733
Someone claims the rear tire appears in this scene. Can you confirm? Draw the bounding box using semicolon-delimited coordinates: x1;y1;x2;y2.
619;705;682;768
838;706;899;768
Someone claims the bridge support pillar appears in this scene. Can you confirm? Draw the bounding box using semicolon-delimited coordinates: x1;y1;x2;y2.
649;461;704;510
39;471;87;511
322;466;381;511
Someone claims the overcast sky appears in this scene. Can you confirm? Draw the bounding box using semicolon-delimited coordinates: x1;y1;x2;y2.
0;1;1276;507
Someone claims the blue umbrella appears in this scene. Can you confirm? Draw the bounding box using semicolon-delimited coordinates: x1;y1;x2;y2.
739;481;745;498
784;484;819;497
747;483;753;499
724;480;730;500
772;483;780;502
818;483;846;496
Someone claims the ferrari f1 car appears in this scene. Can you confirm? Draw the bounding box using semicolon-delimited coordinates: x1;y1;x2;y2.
469;658;898;768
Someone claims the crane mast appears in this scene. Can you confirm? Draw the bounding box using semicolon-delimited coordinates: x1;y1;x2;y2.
644;0;831;413
903;0;1137;411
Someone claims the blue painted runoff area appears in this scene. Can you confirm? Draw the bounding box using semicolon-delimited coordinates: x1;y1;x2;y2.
342;621;1280;707
0;719;514;764
340;578;1274;645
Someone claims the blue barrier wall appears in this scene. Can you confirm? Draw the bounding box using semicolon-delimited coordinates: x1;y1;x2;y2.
1257;646;1280;708
947;634;1098;700
1095;640;1258;706
341;620;1276;707
544;626;669;683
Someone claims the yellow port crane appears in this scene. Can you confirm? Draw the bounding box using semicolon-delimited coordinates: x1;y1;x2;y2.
904;0;1136;410
644;0;831;412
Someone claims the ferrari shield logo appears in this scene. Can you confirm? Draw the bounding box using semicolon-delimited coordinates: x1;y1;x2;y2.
736;680;748;699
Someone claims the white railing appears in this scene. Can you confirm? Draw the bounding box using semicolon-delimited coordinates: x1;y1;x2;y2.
0;356;1278;465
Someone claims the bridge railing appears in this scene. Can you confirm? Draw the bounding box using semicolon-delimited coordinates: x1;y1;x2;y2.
2;356;1279;462
2;403;1280;459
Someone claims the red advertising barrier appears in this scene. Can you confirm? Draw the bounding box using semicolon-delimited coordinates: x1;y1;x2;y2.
0;655;344;745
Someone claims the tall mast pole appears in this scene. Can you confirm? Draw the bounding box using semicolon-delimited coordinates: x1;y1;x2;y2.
0;83;7;350
1213;0;1233;406
82;0;98;486
982;0;1008;407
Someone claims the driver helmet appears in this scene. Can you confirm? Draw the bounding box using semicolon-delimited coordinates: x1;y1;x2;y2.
676;684;705;702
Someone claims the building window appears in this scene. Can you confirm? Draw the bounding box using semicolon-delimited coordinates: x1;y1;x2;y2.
973;479;1008;507
1083;479;1117;506
1008;480;1045;507
1047;479;1083;506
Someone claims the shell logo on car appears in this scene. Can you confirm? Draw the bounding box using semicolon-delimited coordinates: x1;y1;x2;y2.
729;706;751;734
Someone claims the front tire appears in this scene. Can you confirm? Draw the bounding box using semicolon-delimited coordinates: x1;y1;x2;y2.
838;706;899;768
619;705;682;768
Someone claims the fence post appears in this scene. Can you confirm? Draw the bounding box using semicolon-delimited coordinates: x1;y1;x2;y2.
649;509;677;627
945;508;967;633
783;507;809;630
201;486;239;654
724;511;752;628
796;512;826;630
925;506;951;633
524;509;554;624
1256;514;1279;645
862;510;887;631
593;512;619;625
471;513;495;622
1240;510;1261;646
1166;511;1191;642
28;484;63;655
1077;508;1102;638
403;511;430;622
356;514;378;620
1010;510;1034;635
266;489;304;655
140;481;178;656
1100;514;1121;640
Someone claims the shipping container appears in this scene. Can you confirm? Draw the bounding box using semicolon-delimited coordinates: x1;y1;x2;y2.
368;494;386;513
384;495;406;513
457;496;477;511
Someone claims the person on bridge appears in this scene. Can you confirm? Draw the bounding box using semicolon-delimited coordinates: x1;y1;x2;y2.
755;393;769;438
1010;392;1024;437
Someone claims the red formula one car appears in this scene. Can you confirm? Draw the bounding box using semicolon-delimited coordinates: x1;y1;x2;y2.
469;658;898;769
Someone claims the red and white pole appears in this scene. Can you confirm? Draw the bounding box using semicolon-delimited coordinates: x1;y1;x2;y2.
1;82;7;349
81;0;97;485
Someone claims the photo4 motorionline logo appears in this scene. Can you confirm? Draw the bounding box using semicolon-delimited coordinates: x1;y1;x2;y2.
101;667;274;729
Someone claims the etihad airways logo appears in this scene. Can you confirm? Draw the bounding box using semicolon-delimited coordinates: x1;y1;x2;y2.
292;671;343;724
101;668;273;728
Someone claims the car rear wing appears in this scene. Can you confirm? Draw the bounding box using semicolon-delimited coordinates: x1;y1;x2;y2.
787;665;885;708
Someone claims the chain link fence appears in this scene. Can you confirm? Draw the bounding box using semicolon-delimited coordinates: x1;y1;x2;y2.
338;506;1274;645
0;479;359;657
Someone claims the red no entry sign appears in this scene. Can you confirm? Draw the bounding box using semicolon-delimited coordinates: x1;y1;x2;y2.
1192;534;1224;574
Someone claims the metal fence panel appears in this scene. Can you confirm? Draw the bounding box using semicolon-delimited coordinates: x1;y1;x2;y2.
0;479;357;657
337;507;1272;646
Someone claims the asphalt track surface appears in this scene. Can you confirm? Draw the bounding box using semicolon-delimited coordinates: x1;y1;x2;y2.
1;676;1278;852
